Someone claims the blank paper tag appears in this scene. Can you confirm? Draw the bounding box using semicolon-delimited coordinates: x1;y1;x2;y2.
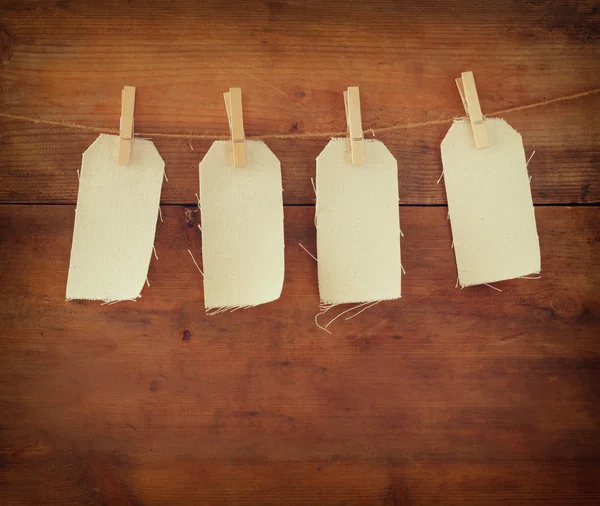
199;140;284;310
66;134;164;301
441;118;541;287
316;139;401;304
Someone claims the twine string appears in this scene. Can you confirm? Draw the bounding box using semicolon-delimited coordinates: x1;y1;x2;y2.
0;88;598;141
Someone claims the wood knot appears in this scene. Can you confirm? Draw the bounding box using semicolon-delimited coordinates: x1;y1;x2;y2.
551;295;584;321
184;207;195;227
149;380;158;392
182;330;191;342
580;183;590;202
0;26;15;66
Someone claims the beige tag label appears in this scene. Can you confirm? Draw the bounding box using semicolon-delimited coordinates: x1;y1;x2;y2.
316;139;401;305
441;118;541;287
66;134;164;301
199;140;284;309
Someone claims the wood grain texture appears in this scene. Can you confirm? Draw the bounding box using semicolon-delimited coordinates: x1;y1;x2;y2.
1;205;599;504
1;0;599;503
0;0;599;204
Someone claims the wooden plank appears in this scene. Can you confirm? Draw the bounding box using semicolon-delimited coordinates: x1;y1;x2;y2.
1;455;599;505
0;205;599;504
1;0;599;503
0;0;599;204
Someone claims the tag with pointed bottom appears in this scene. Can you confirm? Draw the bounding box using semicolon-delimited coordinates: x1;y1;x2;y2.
66;134;164;302
441;118;540;287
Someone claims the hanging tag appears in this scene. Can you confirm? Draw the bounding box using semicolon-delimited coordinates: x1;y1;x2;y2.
441;118;540;287
66;134;164;301
316;139;401;304
198;140;284;310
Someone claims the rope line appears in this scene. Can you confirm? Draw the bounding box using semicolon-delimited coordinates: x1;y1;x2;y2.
0;88;598;141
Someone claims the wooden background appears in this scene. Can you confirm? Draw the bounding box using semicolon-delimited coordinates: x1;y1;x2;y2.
1;1;599;504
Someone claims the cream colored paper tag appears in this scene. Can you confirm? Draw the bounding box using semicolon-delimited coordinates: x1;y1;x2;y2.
66;134;164;302
316;139;401;304
199;140;284;310
441;118;541;287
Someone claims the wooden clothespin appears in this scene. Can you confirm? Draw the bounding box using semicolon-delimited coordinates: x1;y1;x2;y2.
455;71;488;148
343;86;365;165
118;86;136;165
223;87;246;167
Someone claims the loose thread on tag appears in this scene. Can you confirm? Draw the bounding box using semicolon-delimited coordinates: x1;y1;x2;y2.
325;302;372;328
206;304;256;316
194;195;202;231
207;306;232;316
315;304;333;334
483;283;502;292
311;177;319;227
518;274;542;280
316;300;383;333
187;249;204;277
299;242;318;262
1;88;597;141
345;300;380;320
100;297;137;305
229;304;254;313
